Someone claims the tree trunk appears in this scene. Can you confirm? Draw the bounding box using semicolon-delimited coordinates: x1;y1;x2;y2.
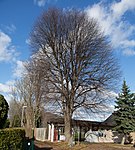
121;134;126;145
24;107;35;138
64;112;72;143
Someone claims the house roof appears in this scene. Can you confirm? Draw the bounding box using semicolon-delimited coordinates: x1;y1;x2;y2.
45;112;64;124
45;112;115;127
102;113;116;127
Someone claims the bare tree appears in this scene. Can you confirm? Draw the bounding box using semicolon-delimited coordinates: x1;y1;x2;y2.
9;97;22;127
10;53;49;131
10;77;35;136
25;52;51;127
29;8;120;142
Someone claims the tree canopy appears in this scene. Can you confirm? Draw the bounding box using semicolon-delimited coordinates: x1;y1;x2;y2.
0;94;9;129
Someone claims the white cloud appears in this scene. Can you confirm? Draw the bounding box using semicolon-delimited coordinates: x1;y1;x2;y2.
13;60;26;78
0;30;25;78
86;0;135;56
25;38;31;45
123;49;135;56
111;0;135;19
0;81;17;102
0;31;17;62
34;0;58;7
0;24;16;34
0;80;14;94
34;0;46;7
0;83;11;93
0;29;25;101
120;40;135;47
6;24;16;33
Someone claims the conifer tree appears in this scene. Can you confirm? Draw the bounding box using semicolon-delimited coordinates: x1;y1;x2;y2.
0;94;9;128
114;80;135;144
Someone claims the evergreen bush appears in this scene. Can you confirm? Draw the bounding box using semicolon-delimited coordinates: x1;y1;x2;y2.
0;128;25;150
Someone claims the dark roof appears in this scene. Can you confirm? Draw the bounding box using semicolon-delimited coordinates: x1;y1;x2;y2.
72;119;102;127
45;112;64;124
102;113;116;126
45;112;115;127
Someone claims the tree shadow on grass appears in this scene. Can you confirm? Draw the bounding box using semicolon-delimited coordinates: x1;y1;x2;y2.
35;145;53;150
25;137;53;150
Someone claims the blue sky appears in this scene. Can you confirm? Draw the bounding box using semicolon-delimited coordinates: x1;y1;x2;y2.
0;0;135;102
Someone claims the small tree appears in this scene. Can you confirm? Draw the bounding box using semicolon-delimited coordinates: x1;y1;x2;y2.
114;80;135;144
0;94;9;129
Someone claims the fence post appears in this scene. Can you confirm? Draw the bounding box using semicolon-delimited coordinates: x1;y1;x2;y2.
51;124;54;142
31;128;34;150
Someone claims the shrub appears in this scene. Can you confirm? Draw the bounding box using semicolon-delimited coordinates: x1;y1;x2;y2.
0;128;25;150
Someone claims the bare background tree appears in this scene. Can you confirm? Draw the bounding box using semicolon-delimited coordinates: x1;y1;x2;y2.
29;8;120;142
9;98;22;127
9;77;35;137
24;52;49;128
9;53;49;137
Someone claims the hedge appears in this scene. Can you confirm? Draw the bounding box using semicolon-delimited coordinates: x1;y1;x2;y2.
0;128;25;150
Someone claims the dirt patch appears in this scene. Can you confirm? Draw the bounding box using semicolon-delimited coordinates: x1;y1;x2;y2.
34;141;135;150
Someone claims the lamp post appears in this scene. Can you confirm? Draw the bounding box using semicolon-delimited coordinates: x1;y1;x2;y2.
21;105;27;127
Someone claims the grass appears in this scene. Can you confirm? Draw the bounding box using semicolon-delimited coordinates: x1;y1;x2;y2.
35;141;135;150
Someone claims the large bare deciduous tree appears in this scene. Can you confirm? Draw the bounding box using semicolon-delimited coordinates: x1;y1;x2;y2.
30;8;120;142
